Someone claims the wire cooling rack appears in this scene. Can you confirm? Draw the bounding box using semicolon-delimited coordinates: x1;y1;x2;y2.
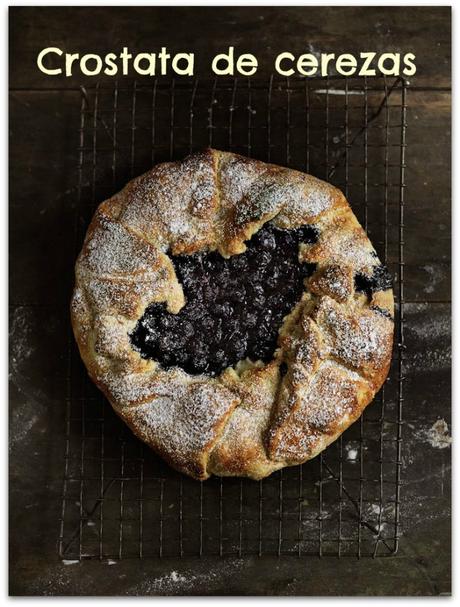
58;76;406;560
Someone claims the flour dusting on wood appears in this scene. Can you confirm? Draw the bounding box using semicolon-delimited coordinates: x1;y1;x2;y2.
414;419;451;449
426;419;452;449
125;559;244;595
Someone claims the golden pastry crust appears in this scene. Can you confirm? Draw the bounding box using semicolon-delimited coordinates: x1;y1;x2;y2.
71;149;394;480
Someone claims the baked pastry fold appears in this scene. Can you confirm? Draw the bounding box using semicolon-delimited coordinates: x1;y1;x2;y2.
71;149;394;480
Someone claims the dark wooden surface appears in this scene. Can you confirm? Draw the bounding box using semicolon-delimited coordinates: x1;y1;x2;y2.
9;6;451;596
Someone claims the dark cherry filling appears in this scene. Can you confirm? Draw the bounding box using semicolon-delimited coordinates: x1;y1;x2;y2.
371;305;393;319
355;264;393;297
130;224;318;376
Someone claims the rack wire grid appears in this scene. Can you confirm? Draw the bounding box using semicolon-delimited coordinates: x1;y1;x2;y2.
59;75;406;561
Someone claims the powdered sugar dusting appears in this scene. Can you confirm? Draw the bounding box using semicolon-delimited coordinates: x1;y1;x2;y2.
223;160;336;229
271;360;362;461
309;265;354;302
316;297;393;371
94;315;132;359
274;174;336;222
85;273;172;318
81;215;158;277
101;368;158;405
219;153;263;209
300;360;358;428
121;151;218;252
334;310;391;369
189;169;216;216
127;377;238;474
303;217;377;274
235;179;285;225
